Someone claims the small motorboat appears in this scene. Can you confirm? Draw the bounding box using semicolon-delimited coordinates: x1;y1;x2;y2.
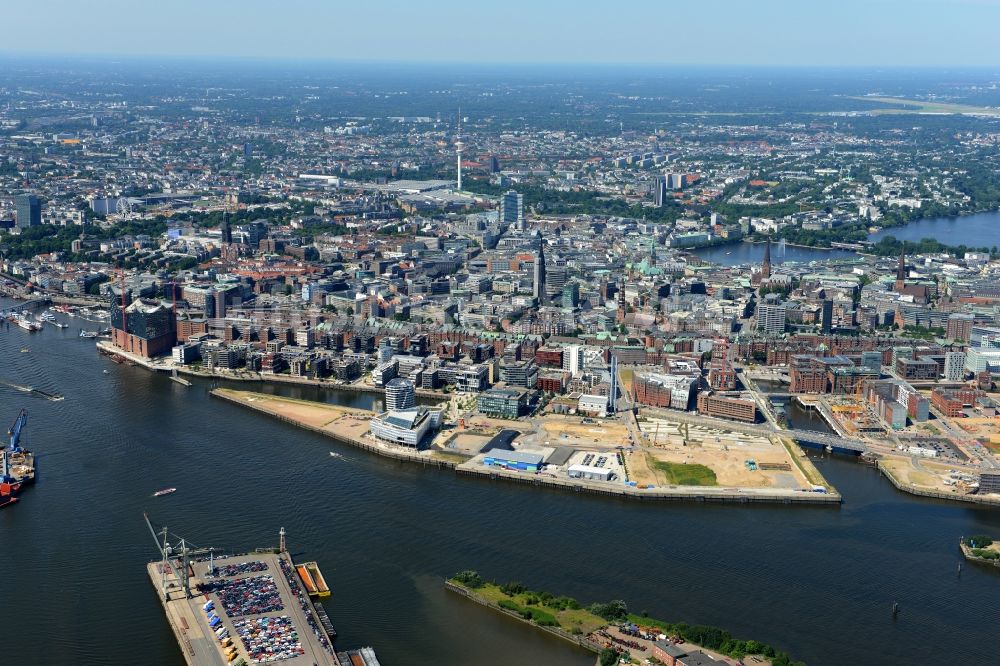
102;370;110;374
329;451;342;459
20;347;29;353
153;488;177;497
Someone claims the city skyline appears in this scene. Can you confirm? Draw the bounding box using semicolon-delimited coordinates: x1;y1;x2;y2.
4;0;1000;67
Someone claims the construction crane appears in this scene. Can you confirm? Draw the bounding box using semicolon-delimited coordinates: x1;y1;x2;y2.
2;409;27;490
7;409;26;453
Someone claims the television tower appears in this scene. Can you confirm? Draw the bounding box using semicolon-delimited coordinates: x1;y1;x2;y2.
455;108;464;191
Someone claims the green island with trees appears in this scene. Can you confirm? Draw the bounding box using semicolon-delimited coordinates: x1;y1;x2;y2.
961;535;1000;566
448;570;804;666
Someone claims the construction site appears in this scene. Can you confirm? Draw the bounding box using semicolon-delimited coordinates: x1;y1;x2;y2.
629;416;825;491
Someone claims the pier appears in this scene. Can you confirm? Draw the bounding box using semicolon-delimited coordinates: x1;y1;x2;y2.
145;519;377;666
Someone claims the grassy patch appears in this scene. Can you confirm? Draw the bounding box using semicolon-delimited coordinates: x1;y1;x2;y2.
449;579;606;634
431;451;471;464
651;460;718;486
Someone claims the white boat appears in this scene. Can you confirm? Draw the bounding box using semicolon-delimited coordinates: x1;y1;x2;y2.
329;452;342;458
15;318;40;332
153;488;177;497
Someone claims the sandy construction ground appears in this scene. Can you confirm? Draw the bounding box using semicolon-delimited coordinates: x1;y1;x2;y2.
218;389;372;440
879;456;973;493
539;415;630;448
636;417;811;489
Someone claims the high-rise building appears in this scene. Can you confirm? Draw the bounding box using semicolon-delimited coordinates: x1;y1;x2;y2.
562;345;584;377
944;352;966;381
533;234;547;304
500;190;524;229
15;194;41;230
384;378;416;412
653;175;668;207
561;282;580;309
489;154;501;173
821;299;833;334
757;302;786;334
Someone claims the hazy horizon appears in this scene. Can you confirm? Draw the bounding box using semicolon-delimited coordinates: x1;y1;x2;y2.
4;0;1000;68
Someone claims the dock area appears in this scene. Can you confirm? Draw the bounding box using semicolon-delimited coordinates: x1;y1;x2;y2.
147;551;339;666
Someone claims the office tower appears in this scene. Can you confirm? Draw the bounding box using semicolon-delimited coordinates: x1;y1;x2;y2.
385;378;416;412
500;190;524;229
757;302;786;334
489;154;500;173
654;174;668;207
15;194;41;230
821;299;833;333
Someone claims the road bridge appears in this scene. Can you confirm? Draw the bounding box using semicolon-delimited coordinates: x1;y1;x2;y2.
0;298;50;314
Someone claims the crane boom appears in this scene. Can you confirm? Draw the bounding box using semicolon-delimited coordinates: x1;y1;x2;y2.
7;409;27;453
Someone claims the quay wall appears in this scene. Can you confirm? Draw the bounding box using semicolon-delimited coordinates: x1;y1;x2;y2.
875;459;1000;507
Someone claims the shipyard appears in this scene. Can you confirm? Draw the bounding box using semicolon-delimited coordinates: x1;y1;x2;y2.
145;519;379;666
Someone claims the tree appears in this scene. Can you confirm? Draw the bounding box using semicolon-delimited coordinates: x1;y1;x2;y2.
599;648;620;666
589;599;628;622
452;570;484;588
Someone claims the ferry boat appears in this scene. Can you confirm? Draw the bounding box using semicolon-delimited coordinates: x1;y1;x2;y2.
153;487;177;497
14;317;40;332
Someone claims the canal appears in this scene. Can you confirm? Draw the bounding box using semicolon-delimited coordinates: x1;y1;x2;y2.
0;304;998;666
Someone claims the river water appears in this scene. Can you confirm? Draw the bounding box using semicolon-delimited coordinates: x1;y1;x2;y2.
1;303;998;666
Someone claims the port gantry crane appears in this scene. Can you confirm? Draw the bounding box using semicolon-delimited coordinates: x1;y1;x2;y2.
144;514;215;601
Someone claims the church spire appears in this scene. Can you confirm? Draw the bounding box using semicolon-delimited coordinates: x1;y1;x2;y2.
895;248;907;291
761;237;772;279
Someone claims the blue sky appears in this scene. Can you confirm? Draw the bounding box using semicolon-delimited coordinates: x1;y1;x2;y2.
4;0;1000;66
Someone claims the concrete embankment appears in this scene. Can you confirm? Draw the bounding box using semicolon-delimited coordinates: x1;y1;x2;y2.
875;459;1000;507
211;388;841;506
